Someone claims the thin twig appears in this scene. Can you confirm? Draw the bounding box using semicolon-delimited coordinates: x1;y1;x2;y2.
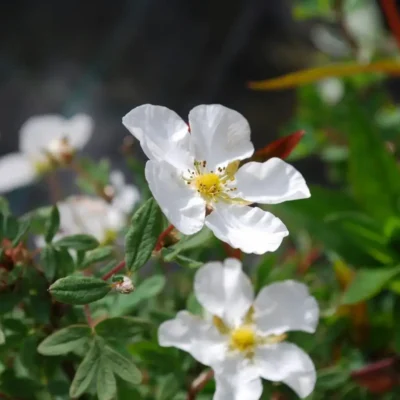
154;224;175;251
83;304;93;328
187;369;214;400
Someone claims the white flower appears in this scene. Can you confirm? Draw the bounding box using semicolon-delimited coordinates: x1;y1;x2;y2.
0;114;93;193
39;196;126;245
109;170;141;214
123;104;310;254
158;259;319;399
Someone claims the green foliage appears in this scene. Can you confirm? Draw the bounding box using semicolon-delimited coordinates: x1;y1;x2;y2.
54;234;100;251
125;197;163;271
49;276;111;305
44;205;60;243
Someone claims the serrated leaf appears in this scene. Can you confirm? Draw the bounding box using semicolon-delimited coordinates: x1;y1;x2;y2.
104;346;141;384
342;266;400;304
49;276;111;305
70;339;101;398
125;197;163;271
80;246;114;269
54;234;99;251
38;325;92;355
113;275;166;316
97;358;117;400
40;246;57;281
95;317;152;341
44;205;60;243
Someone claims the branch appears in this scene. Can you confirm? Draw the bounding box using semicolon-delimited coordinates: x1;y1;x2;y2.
102;260;126;281
187;369;214;400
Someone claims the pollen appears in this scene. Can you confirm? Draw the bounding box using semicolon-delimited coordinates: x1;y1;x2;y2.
230;326;256;353
195;173;222;197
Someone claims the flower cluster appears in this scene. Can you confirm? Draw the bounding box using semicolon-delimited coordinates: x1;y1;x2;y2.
121;104;318;398
0;104;317;399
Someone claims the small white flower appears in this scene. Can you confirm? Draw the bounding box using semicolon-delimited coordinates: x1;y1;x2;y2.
39;196;126;245
123;104;310;254
109;170;141;214
0;114;93;193
114;276;135;294
158;259;319;400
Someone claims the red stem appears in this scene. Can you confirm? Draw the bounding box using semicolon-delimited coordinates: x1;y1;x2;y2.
154;224;175;251
83;304;93;327
381;0;400;49
102;260;126;281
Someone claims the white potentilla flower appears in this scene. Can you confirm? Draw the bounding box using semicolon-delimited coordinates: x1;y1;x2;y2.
0;114;93;193
109;170;141;214
41;196;125;245
158;259;319;399
122;104;310;254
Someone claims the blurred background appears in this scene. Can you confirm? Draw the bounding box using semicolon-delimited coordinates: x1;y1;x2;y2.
1;0;398;211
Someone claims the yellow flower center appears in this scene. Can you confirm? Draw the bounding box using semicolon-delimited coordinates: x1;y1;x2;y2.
101;229;118;245
195;173;222;197
33;159;54;175
230;326;256;353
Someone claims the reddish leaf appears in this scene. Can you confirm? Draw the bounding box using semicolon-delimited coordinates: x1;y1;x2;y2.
351;357;400;393
252;130;305;162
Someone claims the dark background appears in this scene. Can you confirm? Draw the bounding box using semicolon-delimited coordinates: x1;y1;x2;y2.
0;0;395;210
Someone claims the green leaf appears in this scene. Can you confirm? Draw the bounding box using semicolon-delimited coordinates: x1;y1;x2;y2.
276;186;386;265
342;266;400;304
80;246;114;269
162;249;203;268
38;325;92;355
164;227;214;260
49;276;111;305
40;246;57;281
104;346;142;384
54;234;99;251
97;358;117;400
113;275;166;316
12;217;31;246
95;317;152;341
0;327;5;345
348;102;400;222
44;205;60;244
70;339;101;398
125;197;163;271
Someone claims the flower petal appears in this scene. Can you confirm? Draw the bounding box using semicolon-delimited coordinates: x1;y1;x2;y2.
122;104;193;169
194;258;254;326
235;158;310;204
205;204;288;255
254;280;319;335
214;376;262;400
158;311;226;367
0;153;36;193
145;160;205;235
110;171;141;214
64;114;94;150
188;105;254;169
255;342;316;398
19;114;93;155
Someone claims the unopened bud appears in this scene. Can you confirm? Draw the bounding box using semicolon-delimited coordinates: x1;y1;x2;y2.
114;276;135;294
